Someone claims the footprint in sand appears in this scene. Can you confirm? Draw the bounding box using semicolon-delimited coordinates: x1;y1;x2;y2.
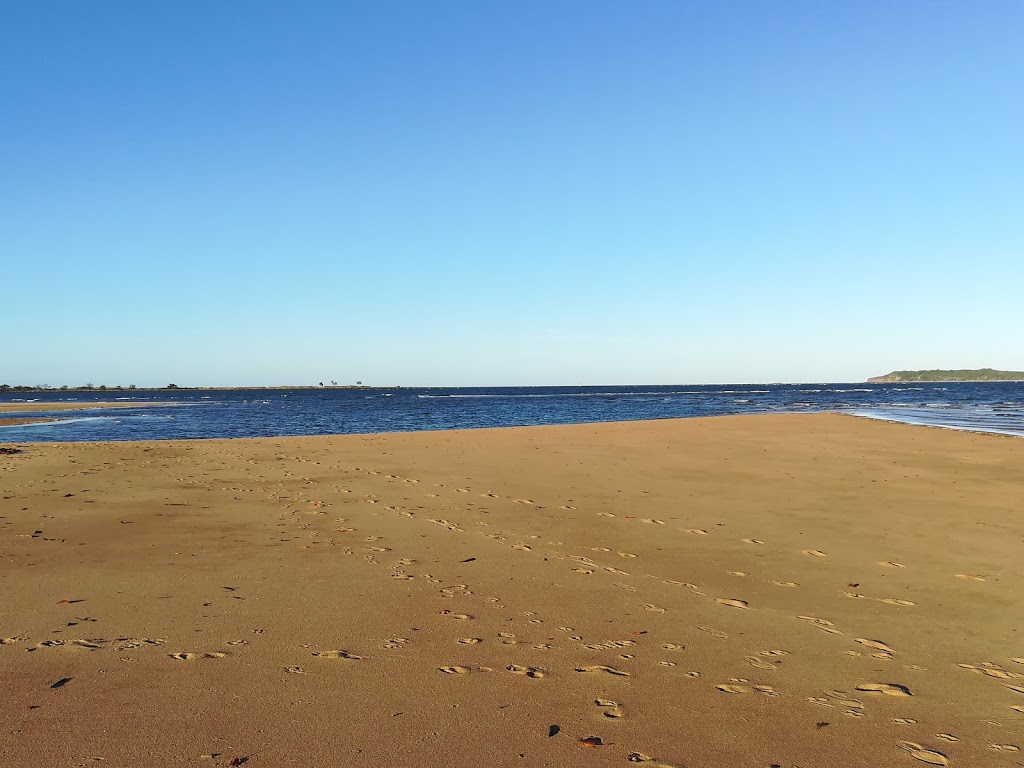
506;664;545;678
605;567;630;575
458;637;482;644
878;561;906;568
797;616;842;635
698;626;728;640
936;734;960;743
717;683;778;696
226;640;248;646
758;650;790;657
686;529;708;535
169;652;225;660
590;547;611;552
855;638;896;654
957;662;1023;679
438;665;484;674
618;552;637;558
743;538;764;545
769;580;799;588
856;683;912;697
955;574;986;582
498;633;517;645
561;505;577;510
727;571;748;577
745;656;777;671
897;741;948;766
642;603;665;613
284;666;306;674
662;643;684;651
627;753;682;768
802;549;828;557
595;698;624;718
382;639;408;650
575;665;631;677
989;744;1020;753
573;567;595;574
715;598;748;609
598;512;616;518
311;650;362;659
642;519;665;525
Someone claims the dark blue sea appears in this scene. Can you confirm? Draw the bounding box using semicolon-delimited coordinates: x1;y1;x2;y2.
1;383;1022;442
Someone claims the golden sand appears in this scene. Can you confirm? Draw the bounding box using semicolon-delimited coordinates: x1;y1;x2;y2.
1;414;1021;767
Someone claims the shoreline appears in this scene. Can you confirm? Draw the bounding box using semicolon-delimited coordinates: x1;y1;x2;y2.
2;413;1022;766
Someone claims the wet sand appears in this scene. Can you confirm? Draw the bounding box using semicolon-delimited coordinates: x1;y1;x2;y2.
0;401;176;413
1;414;1021;767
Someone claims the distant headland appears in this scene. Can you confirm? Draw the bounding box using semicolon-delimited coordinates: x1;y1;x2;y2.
868;368;1024;383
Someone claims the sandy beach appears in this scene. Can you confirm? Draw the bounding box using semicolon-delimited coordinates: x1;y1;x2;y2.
1;414;1021;767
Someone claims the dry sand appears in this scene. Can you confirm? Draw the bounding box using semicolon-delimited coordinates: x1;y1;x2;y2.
1;414;1021;767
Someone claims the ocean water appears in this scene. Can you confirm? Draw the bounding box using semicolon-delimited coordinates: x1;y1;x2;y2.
1;382;1022;442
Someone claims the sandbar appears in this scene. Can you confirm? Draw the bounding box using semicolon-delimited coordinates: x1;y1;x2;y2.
1;414;1021;767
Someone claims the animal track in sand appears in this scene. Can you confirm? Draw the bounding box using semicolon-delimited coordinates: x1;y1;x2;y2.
642;519;665;525
573;567;595;574
618;552;637;558
590;547;611;552
561;505;577;510
598;512;616;518
802;549;828;557
440;612;474;621
715;598;748;609
575;665;631;677
498;633;517;645
511;543;532;551
311;650;362;659
662;643;684;651
506;664;545;678
856;682;912;697
605;567;630;575
727;571;748;577
893;718;918;725
955;574;986;582
989;744;1020;753
897;742;948;766
685;529;707;535
226;640;248;646
769;580;799;588
744;656;777;671
758;649;789;657
935;734;959;743
382;639;408;650
642;603;665;613
284;666;306;674
458;638;482;644
743;538;764;545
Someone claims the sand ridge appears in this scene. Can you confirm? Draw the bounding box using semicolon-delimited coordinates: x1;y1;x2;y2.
1;413;1022;767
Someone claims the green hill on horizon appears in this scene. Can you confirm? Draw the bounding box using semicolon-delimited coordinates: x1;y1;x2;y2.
868;368;1024;383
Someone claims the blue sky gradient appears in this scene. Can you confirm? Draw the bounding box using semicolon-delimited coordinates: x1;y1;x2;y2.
3;1;1022;386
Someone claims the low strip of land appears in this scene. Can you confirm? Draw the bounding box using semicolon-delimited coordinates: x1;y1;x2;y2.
1;414;1021;767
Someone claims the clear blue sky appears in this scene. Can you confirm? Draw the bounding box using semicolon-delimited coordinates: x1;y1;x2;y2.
2;1;1022;386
